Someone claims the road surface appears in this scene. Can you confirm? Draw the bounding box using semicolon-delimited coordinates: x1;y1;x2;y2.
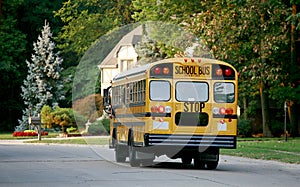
0;141;299;187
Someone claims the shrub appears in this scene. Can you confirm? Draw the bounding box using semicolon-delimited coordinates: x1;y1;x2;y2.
40;105;87;133
270;120;290;137
66;127;78;133
88;119;110;135
238;118;251;137
72;94;104;123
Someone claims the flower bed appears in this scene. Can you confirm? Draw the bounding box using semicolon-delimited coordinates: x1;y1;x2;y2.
12;131;48;137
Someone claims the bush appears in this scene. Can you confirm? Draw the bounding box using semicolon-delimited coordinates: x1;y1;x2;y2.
238;118;251;137
12;131;48;137
66;127;78;133
88;119;110;135
40;105;87;133
270;120;290;137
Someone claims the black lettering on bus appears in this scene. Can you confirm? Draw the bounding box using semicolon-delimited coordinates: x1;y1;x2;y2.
205;66;210;75
183;102;206;112
184;102;189;112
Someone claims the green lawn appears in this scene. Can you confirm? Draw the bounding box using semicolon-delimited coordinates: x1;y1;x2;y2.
0;132;59;140
221;137;300;164
26;137;109;145
1;132;299;164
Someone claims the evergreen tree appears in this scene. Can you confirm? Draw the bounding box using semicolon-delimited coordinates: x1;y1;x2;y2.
17;20;64;131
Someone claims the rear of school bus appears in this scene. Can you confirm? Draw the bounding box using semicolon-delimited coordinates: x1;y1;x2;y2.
141;58;238;169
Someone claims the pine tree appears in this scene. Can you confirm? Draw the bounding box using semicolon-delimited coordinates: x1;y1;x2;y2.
16;20;64;131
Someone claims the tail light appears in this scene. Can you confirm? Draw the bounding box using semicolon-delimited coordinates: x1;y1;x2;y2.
151;106;158;113
212;65;235;80
213;107;234;115
151;105;172;113
158;106;165;113
153;67;161;75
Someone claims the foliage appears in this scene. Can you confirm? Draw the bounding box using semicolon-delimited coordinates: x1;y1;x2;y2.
72;24;137;100
66;126;78;133
40;105;54;128
18;21;64;126
54;0;134;57
88;119;110;135
72;94;103;123
238;118;252;137
269;120;291;137
40;105;87;133
0;0;27;131
12;131;48;137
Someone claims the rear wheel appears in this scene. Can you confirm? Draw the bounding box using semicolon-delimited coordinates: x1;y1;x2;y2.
194;158;205;169
181;157;192;165
128;133;140;167
115;144;127;163
206;161;218;170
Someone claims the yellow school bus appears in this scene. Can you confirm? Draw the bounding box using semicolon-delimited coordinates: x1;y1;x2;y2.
103;58;238;169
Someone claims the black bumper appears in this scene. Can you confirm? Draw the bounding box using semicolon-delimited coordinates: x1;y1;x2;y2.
144;134;236;149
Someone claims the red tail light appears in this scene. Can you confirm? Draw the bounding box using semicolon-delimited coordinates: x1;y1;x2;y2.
219;107;226;115
224;69;232;76
158;106;165;113
226;108;234;115
154;67;161;74
151;106;158;113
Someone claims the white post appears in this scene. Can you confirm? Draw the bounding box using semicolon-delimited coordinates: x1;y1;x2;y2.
284;101;287;142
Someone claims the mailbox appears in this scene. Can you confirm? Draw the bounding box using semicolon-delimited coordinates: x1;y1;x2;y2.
30;116;42;141
31;117;41;125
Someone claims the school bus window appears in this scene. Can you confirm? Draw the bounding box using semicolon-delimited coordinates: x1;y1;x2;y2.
150;80;170;101
141;80;145;101
176;82;209;102
214;82;235;103
112;86;123;105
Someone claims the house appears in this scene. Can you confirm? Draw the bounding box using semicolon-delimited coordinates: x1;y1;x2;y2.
98;25;142;95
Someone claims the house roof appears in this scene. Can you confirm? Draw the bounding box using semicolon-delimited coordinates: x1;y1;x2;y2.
99;25;143;69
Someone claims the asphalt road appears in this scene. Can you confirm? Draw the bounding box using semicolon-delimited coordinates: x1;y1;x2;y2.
0;141;299;187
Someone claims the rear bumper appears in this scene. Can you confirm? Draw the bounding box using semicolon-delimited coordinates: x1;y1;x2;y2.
144;134;236;149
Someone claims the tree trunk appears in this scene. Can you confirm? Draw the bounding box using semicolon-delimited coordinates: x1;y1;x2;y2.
289;4;299;137
260;81;272;137
243;96;247;119
259;0;272;137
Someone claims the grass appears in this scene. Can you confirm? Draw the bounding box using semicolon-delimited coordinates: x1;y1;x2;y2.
1;132;299;164
221;137;300;164
26;137;109;145
0;132;59;140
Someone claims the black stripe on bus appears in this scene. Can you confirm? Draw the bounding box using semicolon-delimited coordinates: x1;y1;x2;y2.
112;102;146;109
213;114;238;119
113;122;145;127
115;112;171;118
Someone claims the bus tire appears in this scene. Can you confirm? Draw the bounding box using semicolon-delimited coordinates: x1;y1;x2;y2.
194;158;205;169
206;161;218;170
181;157;192;165
112;128;117;147
115;144;127;163
128;133;140;167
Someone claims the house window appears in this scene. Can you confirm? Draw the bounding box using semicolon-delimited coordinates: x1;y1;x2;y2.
120;60;134;72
